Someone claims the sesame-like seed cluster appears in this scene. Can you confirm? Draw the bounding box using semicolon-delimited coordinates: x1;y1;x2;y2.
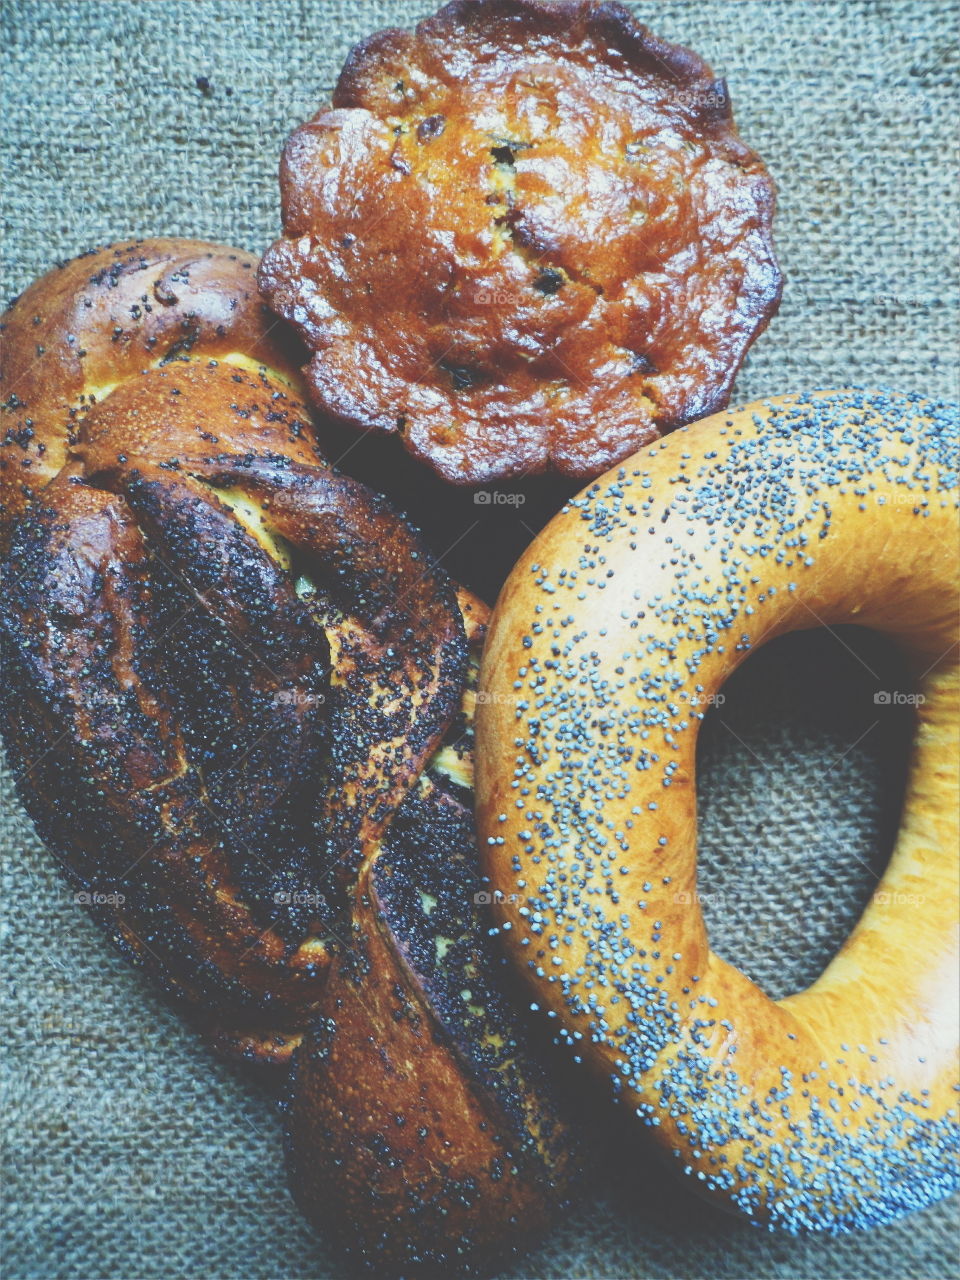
486;390;959;1231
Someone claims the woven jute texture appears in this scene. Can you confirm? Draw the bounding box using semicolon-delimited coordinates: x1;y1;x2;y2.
1;2;958;1278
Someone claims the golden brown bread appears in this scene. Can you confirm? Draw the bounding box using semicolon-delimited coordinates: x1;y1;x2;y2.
476;390;959;1230
259;0;782;485
0;238;301;547
0;239;578;1274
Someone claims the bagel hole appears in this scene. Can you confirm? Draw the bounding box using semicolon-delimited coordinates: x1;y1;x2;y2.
694;626;914;1000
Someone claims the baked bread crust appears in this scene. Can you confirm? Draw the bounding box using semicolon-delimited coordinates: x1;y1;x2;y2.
260;0;782;483
0;238;301;545
477;389;959;1230
0;240;579;1274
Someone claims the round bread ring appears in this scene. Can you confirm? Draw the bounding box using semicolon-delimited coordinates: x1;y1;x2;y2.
477;389;959;1231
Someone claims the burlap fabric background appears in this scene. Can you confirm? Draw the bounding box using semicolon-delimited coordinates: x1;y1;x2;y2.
2;1;958;1277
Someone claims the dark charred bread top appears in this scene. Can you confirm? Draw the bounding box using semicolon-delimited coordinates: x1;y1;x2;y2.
288;773;579;1276
259;0;783;484
0;240;475;1063
0;241;580;1274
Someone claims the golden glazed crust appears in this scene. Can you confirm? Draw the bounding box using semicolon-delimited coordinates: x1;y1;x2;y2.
259;0;782;485
0;238;301;545
0;240;579;1275
476;389;959;1230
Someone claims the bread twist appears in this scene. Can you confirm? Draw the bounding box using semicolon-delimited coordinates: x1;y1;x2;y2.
0;239;577;1274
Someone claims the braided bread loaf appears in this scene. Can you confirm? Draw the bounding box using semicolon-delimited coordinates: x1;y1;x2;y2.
0;239;577;1274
